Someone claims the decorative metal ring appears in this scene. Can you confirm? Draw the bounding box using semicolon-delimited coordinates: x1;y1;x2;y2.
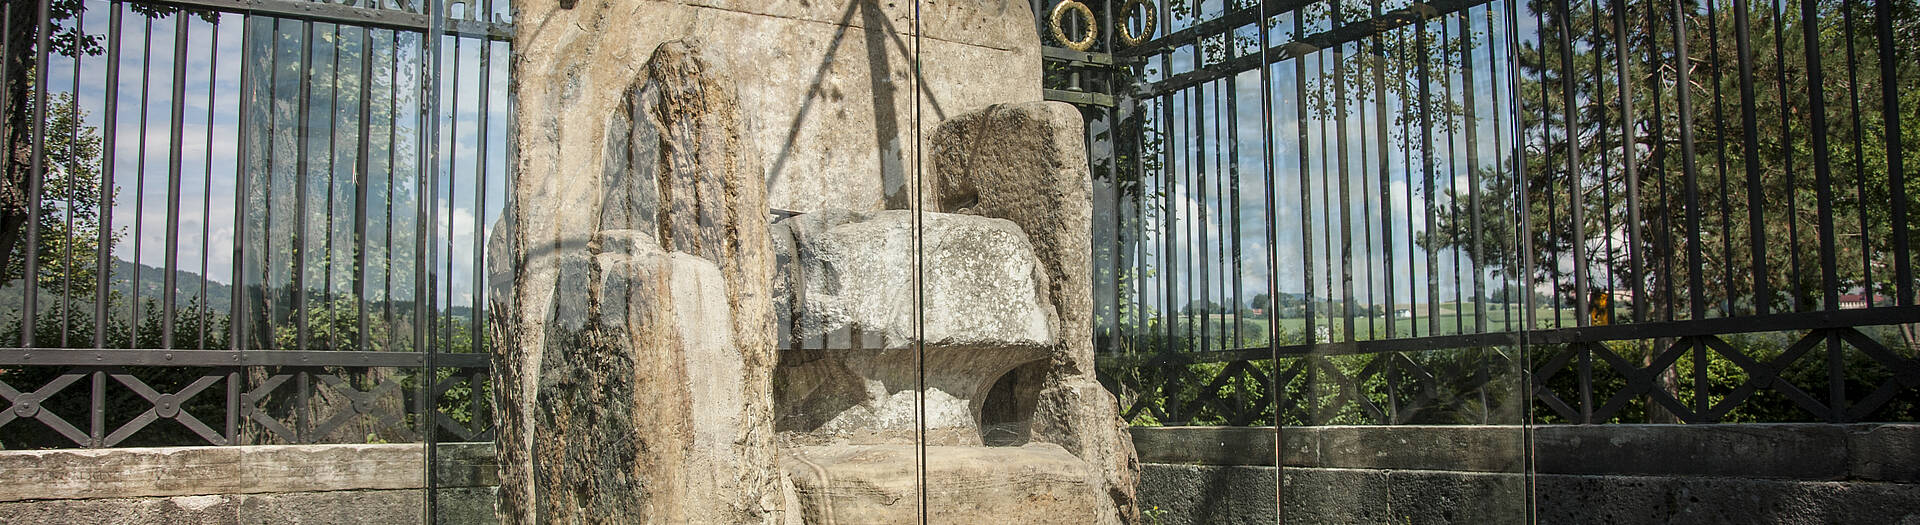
1116;0;1156;48
1049;0;1098;52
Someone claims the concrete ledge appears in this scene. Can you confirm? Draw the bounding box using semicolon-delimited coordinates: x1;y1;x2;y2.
1137;464;1920;525
1533;423;1850;480
1847;424;1920;482
0;443;497;502
0;487;498;525
1130;426;1278;466
1133;424;1919;481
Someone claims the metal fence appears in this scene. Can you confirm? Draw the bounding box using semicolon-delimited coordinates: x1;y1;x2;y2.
0;0;508;449
1081;0;1920;427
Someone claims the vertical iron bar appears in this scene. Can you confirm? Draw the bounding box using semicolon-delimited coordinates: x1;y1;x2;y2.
1195;79;1208;353
1707;0;1735;317
164;13;189;349
129;18;155;347
1300;7;1321;423
1460;10;1485;333
1256;0;1283;506
229;13;253;351
1800;0;1837;311
473;27;493;362
1442;16;1463;335
1224;73;1240;349
58;3;83;347
1693;336;1707;419
0;1;10;234
1775;0;1801;311
91;369;105;446
22;0;52;348
1646;0;1675;321
1419;9;1439;335
1542;2;1566;329
225;369;239;443
88;1;121;351
296;369;308;442
1826;330;1843;422
199;18;219;349
1215;79;1227;350
1486;4;1514;332
1332;0;1355;343
1353;33;1374;342
1508;0;1540;342
1160;90;1173;363
422;0;447;513
1399;25;1420;336
386;29;399;353
357;26;373;354
1295;7;1315;343
295;19;314;351
1578;343;1593;423
1314;49;1331;343
1371;0;1397;339
1842;2;1870;308
1734;0;1768;315
445;28;461;364
1585;0;1618;329
1879;0;1911;306
1508;0;1542;510
324;23;341;353
1612;0;1645;324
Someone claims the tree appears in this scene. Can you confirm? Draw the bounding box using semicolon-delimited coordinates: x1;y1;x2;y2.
1414;0;1920;421
3;2;210;290
1426;0;1920;321
2;92;117;303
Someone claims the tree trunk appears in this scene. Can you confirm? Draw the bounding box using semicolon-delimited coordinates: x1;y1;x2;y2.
2;2;41;285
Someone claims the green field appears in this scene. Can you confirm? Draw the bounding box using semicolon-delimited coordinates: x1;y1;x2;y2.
1148;304;1593;350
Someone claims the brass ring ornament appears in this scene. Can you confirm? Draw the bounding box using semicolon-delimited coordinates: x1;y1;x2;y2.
1116;0;1155;48
1049;0;1098;52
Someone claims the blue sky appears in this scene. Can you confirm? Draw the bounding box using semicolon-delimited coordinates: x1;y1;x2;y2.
45;0;511;309
1129;0;1536;316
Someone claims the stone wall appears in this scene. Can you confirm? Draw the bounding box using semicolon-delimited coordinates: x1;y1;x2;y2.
9;425;1913;523
1132;424;1920;525
0;443;497;524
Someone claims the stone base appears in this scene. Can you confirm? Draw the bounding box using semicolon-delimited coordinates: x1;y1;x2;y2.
781;444;1099;525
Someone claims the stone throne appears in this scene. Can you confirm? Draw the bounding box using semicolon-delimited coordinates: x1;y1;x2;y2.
770;102;1137;524
492;1;1137;523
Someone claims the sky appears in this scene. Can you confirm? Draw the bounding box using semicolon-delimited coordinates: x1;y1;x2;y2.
34;0;1557;325
1126;0;1540;319
45;0;512;310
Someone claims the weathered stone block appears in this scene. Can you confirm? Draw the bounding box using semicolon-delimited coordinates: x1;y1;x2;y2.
782;444;1100;525
771;209;1055;445
509;0;1040;217
492;39;777;524
924;100;1140;524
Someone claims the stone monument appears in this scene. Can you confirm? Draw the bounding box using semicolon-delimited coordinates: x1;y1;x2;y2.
493;1;1137;523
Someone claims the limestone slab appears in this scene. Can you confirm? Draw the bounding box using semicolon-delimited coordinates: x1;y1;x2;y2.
781;443;1101;525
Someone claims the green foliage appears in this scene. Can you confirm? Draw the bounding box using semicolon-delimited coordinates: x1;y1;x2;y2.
1142;504;1169;525
2;93;119;295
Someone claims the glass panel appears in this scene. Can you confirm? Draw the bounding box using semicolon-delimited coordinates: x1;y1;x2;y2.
771;2;929;522
1272;1;1531;522
922;0;1096;511
1096;0;1532;523
1094;0;1290;522
427;0;504;518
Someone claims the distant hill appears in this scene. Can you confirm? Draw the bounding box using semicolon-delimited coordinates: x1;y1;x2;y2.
0;259;233;316
0;260;486;322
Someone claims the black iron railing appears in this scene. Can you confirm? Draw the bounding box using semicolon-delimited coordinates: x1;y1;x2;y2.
0;0;506;449
1090;0;1920;427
